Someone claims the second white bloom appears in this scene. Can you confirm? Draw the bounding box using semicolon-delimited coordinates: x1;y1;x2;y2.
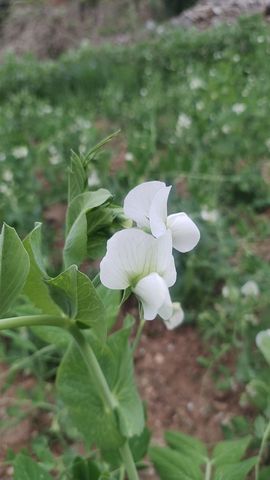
123;181;200;253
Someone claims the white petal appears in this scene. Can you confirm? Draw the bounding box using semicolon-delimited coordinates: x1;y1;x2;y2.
167;213;200;253
100;228;175;290
123;181;165;228
155;232;176;287
133;273;168;320
149;186;171;238
163;302;184;330
158;287;173;320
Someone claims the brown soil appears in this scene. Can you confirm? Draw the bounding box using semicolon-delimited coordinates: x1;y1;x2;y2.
0;323;253;479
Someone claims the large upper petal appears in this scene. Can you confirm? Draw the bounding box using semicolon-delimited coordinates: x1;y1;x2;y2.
100;228;176;290
167;213;200;253
133;273;169;320
123;181;165;228
149;186;171;238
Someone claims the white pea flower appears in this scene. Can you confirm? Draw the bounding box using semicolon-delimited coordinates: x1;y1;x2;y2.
241;280;259;297
163;302;184;330
100;228;177;322
232;103;246;115
201;207;219;223
12;146;28;159
123;181;200;253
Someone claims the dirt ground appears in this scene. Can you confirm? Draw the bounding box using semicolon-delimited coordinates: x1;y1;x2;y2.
0;322;253;479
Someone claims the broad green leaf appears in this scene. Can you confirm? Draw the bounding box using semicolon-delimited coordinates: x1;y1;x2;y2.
256;330;270;366
165;430;207;464
57;324;144;450
149;446;203;480
47;266;106;340
213;456;257;480
0;223;30;317
14;454;53;480
212;436;251;467
22;223;61;316
68;151;87;203
64;189;112;268
97;284;120;330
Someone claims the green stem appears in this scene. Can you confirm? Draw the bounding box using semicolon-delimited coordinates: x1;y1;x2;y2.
69;326;139;480
0;315;69;331
205;459;212;480
119;441;140;480
132;316;145;354
255;419;270;480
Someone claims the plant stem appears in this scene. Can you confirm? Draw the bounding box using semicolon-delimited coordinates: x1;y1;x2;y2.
132;316;145;354
69;325;139;480
255;419;270;480
0;315;69;331
205;459;212;480
119;442;140;480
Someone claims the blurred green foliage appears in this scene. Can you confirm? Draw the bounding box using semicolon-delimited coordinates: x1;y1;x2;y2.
1;15;270;474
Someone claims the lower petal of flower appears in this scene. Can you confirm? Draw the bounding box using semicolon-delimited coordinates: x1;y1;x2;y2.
133;273;169;320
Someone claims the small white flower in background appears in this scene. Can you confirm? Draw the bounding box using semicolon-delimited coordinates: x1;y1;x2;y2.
100;229;177;322
125;152;134;162
176;113;192;136
88;170;100;187
0;153;6;162
12;146;28;159
222;284;239;300
232;103;246;115
2;169;13;182
222;124;230;134
201;207;219;223
124;181;200;253
241;280;259;297
265;138;270;151
163;302;184;330
196;101;204;111
190;78;204;90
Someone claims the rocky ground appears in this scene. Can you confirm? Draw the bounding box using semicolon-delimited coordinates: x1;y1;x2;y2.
0;0;269;59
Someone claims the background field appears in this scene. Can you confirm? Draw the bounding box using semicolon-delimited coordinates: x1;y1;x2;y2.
0;2;270;478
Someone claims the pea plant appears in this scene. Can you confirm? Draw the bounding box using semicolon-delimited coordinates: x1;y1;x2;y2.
0;135;269;480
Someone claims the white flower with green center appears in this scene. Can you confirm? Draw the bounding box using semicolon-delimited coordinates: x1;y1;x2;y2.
100;228;177;322
123;181;200;253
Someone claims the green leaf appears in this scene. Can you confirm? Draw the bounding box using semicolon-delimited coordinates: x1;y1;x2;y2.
213;456;257;480
256;330;270;366
64;189;112;268
47;266;106;340
212;436;251;467
57;324;144;450
71;456;101;480
22;223;61;316
23;224;70;347
68;151;87;203
149;446;203;480
165;430;207;464
97;284;120;330
259;466;270;480
0;223;30;317
14;454;53;480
